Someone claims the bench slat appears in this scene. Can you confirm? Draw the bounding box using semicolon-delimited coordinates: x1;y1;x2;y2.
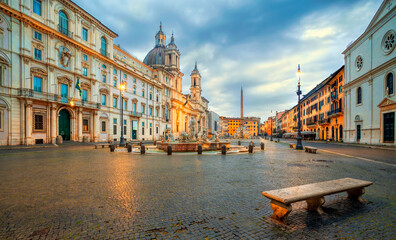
262;178;372;204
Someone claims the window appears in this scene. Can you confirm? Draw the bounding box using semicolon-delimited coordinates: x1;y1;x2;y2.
114;69;117;75
156;108;159;117
100;37;107;56
113;98;117;108
82;67;88;76
33;0;41;16
59;11;69;36
113;125;117;135
382;30;395;54
124;74;127;78
355;56;363;71
123;100;127;110
34;48;42;60
123;120;127;134
149;93;152;100
82;28;88;41
60;84;68;103
34;31;42;41
133;87;136;94
82;89;87;102
113;79;117;87
83;119;89;132
339;86;342;93
34;114;44;130
101;94;106;106
133;78;136;83
357;87;362;104
82;54;88;61
142;90;145;97
101;121;106;132
33;76;42;92
142;105;145;114
113;118;117;124
149;107;152;116
386;73;394;95
102;74;106;83
133;103;137;113
0;109;3;131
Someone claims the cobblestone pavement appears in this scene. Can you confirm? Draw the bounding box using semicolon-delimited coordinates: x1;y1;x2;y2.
0;140;395;239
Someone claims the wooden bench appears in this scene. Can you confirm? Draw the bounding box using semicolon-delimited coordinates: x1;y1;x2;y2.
94;143;111;149
305;146;317;154
262;178;372;223
289;143;295;149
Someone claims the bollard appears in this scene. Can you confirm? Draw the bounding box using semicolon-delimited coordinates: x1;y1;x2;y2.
167;145;172;155
110;144;115;152
127;144;132;153
238;140;241;146
140;143;145;154
197;144;203;154
248;143;254;153
260;142;265;150
221;145;227;155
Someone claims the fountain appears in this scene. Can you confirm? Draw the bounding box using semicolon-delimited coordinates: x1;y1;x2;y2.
156;116;231;152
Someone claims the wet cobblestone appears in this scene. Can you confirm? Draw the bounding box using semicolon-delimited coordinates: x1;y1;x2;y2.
0;140;395;239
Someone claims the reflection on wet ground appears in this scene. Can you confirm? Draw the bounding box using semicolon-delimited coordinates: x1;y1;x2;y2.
0;140;395;239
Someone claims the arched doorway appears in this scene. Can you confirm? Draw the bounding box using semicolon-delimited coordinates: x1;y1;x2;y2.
59;109;70;140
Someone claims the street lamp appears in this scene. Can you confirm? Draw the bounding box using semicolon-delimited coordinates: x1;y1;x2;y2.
296;64;303;150
119;80;127;147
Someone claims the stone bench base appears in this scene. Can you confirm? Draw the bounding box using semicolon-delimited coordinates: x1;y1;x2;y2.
305;147;317;154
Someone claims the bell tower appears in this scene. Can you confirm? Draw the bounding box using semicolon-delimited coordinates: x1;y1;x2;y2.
190;61;201;101
155;22;166;47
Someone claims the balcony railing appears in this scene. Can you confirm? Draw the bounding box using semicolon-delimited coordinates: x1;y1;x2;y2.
327;108;343;117
131;111;143;117
58;24;73;38
319;118;330;125
19;88;100;109
306;119;318;126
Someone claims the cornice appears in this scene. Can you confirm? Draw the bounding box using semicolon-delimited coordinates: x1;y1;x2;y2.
344;57;396;90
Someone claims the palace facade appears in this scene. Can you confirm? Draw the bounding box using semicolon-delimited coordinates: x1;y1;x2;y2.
0;0;209;145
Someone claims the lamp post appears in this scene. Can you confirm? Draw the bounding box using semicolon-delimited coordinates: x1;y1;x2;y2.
270;110;273;141
119;79;126;147
296;64;303;150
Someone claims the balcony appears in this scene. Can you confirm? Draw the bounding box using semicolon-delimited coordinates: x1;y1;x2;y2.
18;88;100;109
327;108;343;118
306;119;318;126
319;118;330;125
58;24;73;38
331;81;338;89
131;111;143;117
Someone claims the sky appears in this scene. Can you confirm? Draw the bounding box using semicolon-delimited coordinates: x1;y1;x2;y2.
74;0;382;121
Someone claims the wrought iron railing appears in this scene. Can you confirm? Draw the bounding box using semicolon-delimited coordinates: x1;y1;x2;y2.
58;24;73;38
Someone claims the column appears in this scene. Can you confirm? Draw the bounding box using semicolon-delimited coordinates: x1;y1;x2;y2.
78;108;83;142
51;104;57;144
25;101;33;145
92;111;98;142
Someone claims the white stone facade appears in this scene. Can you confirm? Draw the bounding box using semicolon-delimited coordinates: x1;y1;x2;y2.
343;0;396;145
0;0;209;145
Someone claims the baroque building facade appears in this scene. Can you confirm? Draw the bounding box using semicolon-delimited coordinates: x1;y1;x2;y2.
0;0;209;145
343;0;396;145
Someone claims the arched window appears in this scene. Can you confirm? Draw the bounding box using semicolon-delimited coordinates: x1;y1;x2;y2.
101;37;107;56
194;79;196;86
59;11;69;36
357;87;362;104
386;73;394;95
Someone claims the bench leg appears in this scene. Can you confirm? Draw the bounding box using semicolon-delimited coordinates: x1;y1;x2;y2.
95;145;97;149
306;197;325;214
347;188;365;202
270;200;292;223
102;145;104;148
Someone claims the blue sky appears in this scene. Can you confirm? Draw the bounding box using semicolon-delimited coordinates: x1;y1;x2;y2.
74;0;381;121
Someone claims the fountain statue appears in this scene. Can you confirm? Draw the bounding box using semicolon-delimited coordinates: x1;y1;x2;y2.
164;127;174;142
189;116;197;141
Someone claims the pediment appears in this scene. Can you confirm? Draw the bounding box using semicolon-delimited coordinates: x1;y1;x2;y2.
57;75;73;86
365;0;395;33
378;97;396;108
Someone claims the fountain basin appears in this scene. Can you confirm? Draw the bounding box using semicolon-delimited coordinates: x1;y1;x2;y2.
157;141;231;152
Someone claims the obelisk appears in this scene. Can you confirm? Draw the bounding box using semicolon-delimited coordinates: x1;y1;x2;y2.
241;87;243;118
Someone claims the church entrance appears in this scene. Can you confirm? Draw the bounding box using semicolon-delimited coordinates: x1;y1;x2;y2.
59;109;71;141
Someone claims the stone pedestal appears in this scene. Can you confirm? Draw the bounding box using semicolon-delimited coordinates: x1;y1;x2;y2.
270;200;292;223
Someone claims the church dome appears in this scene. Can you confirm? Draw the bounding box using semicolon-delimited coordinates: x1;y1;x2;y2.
143;23;167;66
143;46;166;66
